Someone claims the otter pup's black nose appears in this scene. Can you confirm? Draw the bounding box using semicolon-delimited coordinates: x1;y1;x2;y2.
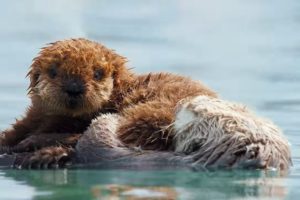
63;78;85;97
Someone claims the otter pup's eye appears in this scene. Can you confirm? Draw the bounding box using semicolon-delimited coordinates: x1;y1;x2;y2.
94;69;104;81
33;73;40;82
48;65;57;79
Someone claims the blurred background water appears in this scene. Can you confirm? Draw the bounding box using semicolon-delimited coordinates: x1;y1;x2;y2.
0;0;299;199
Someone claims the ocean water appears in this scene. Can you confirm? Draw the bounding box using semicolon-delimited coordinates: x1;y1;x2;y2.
0;0;299;199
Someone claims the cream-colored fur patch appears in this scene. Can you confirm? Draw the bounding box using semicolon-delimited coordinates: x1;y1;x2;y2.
174;96;291;170
77;114;124;151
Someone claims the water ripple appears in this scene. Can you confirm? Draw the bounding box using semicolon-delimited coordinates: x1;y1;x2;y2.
260;99;300;111
266;74;300;83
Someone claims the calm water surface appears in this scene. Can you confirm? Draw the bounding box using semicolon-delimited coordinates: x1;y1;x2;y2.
0;0;299;199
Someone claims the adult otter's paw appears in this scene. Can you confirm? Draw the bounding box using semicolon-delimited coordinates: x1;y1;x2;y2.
14;146;74;169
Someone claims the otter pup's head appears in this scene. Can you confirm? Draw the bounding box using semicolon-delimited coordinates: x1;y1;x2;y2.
28;38;128;116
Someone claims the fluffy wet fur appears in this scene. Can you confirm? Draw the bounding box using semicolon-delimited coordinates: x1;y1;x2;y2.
75;97;291;170
173;96;291;170
75;114;193;170
0;38;216;169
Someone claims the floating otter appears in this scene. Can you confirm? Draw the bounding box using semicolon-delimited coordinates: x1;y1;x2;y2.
74;96;291;170
0;39;291;170
0;38;216;169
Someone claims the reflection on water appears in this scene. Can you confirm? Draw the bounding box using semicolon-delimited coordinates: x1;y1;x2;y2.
0;169;291;200
0;0;299;199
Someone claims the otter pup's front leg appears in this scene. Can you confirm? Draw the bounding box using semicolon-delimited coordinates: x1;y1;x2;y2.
14;146;75;169
0;107;42;147
118;101;175;151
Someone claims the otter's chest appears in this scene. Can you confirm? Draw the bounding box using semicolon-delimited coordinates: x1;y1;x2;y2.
36;116;93;134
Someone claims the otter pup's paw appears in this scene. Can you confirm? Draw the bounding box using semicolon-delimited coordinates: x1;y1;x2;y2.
0;133;5;146
13;135;42;152
13;134;82;153
14;147;74;169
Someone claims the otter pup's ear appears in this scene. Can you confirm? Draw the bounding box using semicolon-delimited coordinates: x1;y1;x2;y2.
109;52;130;88
26;61;41;95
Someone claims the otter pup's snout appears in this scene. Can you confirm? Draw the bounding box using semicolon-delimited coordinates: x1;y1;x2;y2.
63;78;85;98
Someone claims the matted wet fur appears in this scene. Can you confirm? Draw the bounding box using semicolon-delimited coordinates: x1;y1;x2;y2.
75;114;193;170
75;98;291;170
0;38;216;169
173;96;291;170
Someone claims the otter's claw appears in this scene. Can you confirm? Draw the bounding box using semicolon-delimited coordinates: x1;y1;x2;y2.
14;147;73;169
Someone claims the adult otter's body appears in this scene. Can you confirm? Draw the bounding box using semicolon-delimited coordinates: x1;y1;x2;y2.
0;38;215;168
74;96;291;170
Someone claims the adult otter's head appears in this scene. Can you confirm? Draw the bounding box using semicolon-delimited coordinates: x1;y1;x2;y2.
28;38;128;116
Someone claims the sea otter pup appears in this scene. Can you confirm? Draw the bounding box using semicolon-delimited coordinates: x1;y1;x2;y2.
0;38;216;168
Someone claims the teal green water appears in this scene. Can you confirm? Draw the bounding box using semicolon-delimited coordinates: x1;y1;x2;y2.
0;0;299;199
1;169;299;200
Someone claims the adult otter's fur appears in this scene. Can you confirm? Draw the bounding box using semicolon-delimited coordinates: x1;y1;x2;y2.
74;114;193;170
0;38;216;168
74;97;291;170
174;96;291;170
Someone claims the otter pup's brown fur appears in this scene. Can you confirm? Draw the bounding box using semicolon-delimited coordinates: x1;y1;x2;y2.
0;38;216;168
